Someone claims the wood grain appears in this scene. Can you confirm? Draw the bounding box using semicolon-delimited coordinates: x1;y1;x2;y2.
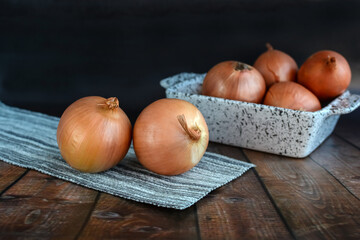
0;110;359;239
244;149;360;240
196;143;293;240
78;193;199;240
0;161;27;194
0;170;98;239
309;135;360;199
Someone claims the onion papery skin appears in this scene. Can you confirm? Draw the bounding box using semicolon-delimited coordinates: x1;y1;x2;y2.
57;96;132;173
263;82;321;112
202;61;266;103
297;50;351;101
133;98;209;176
254;43;298;88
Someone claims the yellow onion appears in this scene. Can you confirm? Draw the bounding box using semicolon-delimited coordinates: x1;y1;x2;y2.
133;98;209;175
263;82;321;112
297;50;351;101
57;96;132;173
202;61;266;103
254;43;298;88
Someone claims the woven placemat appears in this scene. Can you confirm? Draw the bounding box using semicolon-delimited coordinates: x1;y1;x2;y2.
0;101;255;209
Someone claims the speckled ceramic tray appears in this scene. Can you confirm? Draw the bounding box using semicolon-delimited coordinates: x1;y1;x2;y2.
160;73;360;158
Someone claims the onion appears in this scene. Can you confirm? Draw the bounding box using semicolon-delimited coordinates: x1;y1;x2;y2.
263;82;321;112
254;43;298;88
297;50;351;101
202;61;266;103
57;96;132;173
133;98;209;175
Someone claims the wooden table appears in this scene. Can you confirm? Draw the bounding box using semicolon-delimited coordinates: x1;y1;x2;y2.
0;109;359;240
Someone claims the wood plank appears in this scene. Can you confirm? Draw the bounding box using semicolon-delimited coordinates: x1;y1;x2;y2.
0;161;27;193
196;143;293;240
78;193;199;240
243;149;360;240
309;135;360;199
0;170;98;239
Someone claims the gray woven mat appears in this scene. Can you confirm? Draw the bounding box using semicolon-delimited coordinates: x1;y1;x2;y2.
0;101;255;210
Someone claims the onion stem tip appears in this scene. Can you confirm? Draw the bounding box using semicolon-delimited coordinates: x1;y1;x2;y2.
105;97;119;110
177;114;201;141
266;43;274;51
235;62;251;71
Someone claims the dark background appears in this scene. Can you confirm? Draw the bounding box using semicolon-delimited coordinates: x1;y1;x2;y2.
1;0;359;123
